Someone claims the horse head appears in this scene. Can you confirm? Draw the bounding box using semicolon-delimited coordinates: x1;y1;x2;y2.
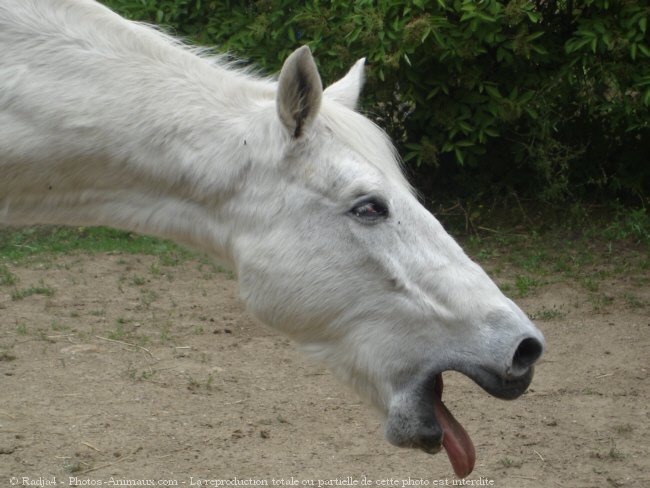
231;47;545;478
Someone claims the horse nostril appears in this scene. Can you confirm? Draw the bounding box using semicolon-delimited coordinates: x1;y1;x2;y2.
512;337;543;370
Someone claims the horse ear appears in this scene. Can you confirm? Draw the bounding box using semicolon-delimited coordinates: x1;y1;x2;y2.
323;58;366;110
277;46;323;138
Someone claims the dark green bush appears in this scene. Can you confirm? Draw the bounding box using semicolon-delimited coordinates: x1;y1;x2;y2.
100;0;649;205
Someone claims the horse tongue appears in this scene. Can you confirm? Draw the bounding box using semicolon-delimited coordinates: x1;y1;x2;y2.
433;375;476;479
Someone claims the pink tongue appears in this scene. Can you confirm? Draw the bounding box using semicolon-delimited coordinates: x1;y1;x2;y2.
433;375;476;478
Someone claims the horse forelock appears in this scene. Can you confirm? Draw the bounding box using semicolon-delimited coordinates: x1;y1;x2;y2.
319;102;414;195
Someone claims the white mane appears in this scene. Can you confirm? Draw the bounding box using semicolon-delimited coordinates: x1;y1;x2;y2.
117;10;411;193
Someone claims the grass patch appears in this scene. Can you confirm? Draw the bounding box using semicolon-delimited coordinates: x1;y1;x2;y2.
131;275;146;286
0;264;17;286
187;373;215;392
588;293;615;313
50;320;70;332
11;283;55;300
603;207;650;244
622;293;645;309
128;366;156;382
0;226;192;263
108;322;127;341
498;456;523;468
529;305;566;321
514;275;544;297
159;323;171;343
591;443;626;461
460;207;649;298
138;289;159;309
607;446;625;460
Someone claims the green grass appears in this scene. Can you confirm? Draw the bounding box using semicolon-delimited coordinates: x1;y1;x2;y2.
498;456;523;468
108;322;127;340
0;264;18;286
461;212;649;299
514;275;544;297
11;283;55;300
131;275;147;286
529;305;566;321
622;293;645;309
50;320;70;332
0;226;192;263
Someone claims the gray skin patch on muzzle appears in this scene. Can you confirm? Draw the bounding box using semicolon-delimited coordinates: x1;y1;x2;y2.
385;374;443;453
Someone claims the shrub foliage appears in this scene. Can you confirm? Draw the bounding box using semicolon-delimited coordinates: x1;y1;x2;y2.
101;0;649;204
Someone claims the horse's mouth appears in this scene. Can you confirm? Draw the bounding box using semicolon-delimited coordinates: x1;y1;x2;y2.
386;367;534;479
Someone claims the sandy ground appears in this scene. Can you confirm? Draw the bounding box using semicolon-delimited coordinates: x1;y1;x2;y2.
0;251;648;487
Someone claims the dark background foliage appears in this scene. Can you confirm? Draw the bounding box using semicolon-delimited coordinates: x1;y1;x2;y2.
100;0;649;210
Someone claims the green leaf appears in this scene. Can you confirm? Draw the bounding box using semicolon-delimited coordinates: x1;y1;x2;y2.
454;147;465;165
404;151;421;163
519;90;536;104
442;142;455;153
460;12;475;22
524;106;539;119
526;11;540;23
639;44;650;57
531;45;549;55
421;27;432;43
455;139;475;148
485;85;501;99
565;33;595;54
404;143;423;151
476;12;496;22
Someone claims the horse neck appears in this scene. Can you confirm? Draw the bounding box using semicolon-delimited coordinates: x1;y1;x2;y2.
0;0;281;266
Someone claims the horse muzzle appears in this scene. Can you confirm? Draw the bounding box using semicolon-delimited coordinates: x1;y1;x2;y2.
384;334;544;478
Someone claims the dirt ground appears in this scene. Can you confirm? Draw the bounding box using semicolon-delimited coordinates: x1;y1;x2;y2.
0;251;648;487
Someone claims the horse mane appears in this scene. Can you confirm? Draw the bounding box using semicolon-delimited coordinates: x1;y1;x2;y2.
2;0;411;195
124;15;412;192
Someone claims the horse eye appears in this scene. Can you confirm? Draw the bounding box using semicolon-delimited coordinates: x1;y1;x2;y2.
350;198;389;221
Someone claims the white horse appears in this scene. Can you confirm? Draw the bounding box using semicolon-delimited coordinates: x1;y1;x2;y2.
0;0;545;478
